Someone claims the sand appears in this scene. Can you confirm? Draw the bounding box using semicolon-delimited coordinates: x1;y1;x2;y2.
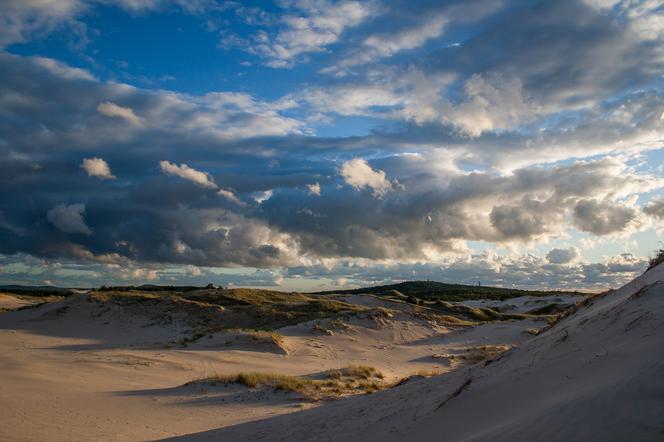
2;265;660;442
162;263;664;441
0;290;550;441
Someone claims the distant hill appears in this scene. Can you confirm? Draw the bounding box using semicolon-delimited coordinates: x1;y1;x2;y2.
97;284;218;293
0;285;73;296
314;280;581;302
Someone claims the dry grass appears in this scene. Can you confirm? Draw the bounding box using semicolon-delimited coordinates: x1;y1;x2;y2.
455;344;511;364
190;365;389;400
647;248;664;272
86;289;371;334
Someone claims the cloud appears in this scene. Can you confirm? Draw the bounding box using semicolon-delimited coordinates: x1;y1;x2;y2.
252;189;273;203
97;101;142;126
81;157;115;179
246;0;377;67
0;0;86;48
217;188;245;206
0;3;663;289
338;14;448;69
546;247;580;264
0;0;218;48
306;182;321;196
31;56;95;81
160;160;217;189
643;198;664;219
573;199;638;235
47;203;92;235
490;204;548;240
340;158;392;197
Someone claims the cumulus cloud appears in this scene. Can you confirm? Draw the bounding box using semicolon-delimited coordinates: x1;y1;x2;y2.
246;0;377;67
306;182;321;196
160;161;217;189
339;14;448;68
0;0;216;48
0;2;663;290
81;157;115;179
252;189;274;204
643;198;664;219
546;247;580;264
217;188;245;206
0;0;86;48
96;101;142;126
490;204;548;240
573;199;638;235
46;203;92;235
340;158;392;197
31;56;95;81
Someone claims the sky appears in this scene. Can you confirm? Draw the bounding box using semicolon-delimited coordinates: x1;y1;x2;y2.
0;0;663;291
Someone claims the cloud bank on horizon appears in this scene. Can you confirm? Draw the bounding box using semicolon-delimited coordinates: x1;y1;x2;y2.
0;0;663;290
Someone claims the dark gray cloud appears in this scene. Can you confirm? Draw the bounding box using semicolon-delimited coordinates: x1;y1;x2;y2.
573;199;638;235
546;247;579;265
644;198;664;219
0;1;662;290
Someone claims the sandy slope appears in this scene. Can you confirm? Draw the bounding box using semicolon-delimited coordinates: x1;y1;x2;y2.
0;291;548;441
165;264;664;442
0;293;52;311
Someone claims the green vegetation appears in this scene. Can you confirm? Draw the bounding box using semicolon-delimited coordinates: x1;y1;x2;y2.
316;280;581;302
647;248;664;272
86;288;369;343
0;285;72;297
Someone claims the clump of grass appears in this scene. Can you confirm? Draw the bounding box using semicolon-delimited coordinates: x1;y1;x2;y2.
191;365;389;400
457;345;511;364
328;365;384;380
412;369;442;377
647;248;664;272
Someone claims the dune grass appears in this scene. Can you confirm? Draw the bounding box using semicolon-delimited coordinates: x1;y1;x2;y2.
191;365;389;400
87;288;370;336
647;248;664;272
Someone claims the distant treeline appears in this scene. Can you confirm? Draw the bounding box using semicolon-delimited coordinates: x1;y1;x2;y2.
314;280;582;302
0;285;73;297
97;283;218;293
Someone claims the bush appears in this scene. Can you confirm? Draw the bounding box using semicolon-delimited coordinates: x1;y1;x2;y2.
647;248;664;272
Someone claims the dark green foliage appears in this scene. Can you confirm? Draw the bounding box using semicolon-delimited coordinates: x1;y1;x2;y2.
647;248;664;272
315;280;580;302
0;285;72;297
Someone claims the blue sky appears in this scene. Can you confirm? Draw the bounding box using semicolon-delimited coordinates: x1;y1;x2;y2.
0;0;663;290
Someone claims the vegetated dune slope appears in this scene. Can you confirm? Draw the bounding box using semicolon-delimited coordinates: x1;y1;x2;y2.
0;286;554;441
167;263;664;442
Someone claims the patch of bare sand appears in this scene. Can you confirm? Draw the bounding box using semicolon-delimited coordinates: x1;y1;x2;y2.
0;293;56;311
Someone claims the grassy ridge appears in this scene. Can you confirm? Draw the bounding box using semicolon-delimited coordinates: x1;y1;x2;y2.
189;366;393;400
315;280;582;302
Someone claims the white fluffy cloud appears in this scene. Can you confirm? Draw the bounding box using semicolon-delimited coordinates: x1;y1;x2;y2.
338;14;448;69
247;0;376;67
0;0;86;48
159;160;217;189
307;182;321;196
217;188;245;206
97;101;142;126
340;158;392;197
47;203;92;235
81;157;115;179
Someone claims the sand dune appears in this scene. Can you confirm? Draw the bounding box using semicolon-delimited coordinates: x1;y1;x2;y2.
1;267;659;441
161;263;664;441
0;287;556;441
